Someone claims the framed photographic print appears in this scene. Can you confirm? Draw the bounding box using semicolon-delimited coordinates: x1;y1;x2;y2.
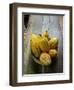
9;3;72;86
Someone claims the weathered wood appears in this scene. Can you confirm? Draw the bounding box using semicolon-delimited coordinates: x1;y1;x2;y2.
24;15;63;74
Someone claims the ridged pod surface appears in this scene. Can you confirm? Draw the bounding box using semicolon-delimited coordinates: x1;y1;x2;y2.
40;52;51;66
39;37;50;52
49;49;58;58
30;34;41;58
48;37;58;49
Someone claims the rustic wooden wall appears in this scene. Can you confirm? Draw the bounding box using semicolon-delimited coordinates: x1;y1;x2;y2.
23;14;63;74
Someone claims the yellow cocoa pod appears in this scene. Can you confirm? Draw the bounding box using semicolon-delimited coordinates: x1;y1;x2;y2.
40;53;51;66
48;37;58;49
42;31;49;39
49;49;58;58
30;34;41;58
39;37;50;52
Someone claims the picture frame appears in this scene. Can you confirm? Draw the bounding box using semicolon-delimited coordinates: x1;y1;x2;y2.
9;3;72;86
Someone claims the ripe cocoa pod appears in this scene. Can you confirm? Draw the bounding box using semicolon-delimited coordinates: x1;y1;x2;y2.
40;52;51;65
48;37;58;49
49;49;58;58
